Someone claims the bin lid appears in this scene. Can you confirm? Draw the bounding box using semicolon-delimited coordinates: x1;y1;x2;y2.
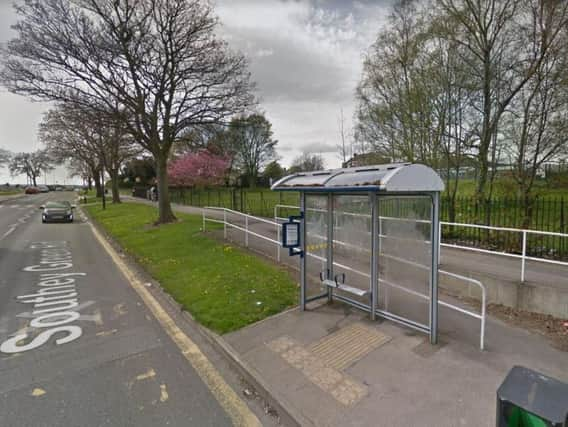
271;163;444;193
497;365;568;424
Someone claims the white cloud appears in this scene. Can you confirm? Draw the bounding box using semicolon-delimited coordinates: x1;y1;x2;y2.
0;0;391;184
216;0;390;168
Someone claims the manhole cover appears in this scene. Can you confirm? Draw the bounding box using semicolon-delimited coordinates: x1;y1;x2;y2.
309;322;391;371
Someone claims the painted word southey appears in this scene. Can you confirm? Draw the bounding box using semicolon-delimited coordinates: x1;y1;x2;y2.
0;241;87;354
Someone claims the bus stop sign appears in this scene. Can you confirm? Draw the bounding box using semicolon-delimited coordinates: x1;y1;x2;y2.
282;214;303;257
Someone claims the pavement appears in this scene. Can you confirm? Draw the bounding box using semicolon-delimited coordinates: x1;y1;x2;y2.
0;193;273;427
124;195;568;426
224;300;568;427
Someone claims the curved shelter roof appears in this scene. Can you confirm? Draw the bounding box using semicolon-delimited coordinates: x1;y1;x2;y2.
271;163;444;193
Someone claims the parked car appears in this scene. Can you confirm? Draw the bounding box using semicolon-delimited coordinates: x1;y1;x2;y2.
40;201;76;223
37;185;50;193
25;186;40;194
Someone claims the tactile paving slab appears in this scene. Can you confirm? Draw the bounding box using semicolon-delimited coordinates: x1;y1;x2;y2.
267;336;368;406
308;322;391;371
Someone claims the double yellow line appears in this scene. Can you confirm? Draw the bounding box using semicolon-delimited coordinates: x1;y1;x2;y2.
88;220;261;427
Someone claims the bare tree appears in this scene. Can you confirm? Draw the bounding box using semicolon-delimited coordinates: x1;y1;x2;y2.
2;0;254;223
289;152;325;173
0;148;11;168
437;0;568;208
66;158;94;188
337;107;352;165
9;150;54;186
503;30;568;227
356;0;438;164
40;103;138;204
42;108;104;197
229;114;277;188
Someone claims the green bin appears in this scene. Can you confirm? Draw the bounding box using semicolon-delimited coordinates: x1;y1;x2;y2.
497;366;568;427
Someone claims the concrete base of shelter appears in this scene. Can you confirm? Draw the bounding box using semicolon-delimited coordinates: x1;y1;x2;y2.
224;300;568;427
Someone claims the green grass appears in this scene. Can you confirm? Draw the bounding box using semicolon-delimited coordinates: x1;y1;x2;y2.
85;202;298;334
448;178;568;198
0;189;23;196
78;189;109;205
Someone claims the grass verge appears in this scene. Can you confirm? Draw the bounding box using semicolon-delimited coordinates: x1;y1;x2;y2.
85;202;298;334
0;190;23;196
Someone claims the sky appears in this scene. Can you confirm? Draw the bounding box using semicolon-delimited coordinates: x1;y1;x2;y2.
0;0;391;185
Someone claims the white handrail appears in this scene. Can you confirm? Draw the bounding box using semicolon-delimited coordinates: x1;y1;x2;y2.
203;206;486;350
274;204;568;282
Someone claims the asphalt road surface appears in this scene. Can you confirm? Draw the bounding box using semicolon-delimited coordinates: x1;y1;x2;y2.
0;193;235;426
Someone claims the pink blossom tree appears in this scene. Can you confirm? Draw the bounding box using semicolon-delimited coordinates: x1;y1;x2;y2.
168;150;230;187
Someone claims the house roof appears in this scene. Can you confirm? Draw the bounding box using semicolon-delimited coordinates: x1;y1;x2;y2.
271;163;444;193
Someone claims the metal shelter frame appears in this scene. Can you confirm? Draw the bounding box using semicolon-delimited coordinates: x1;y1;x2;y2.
271;163;444;345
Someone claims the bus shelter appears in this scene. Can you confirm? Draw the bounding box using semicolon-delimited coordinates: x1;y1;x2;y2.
272;163;445;344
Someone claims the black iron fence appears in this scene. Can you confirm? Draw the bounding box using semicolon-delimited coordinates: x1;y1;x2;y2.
167;187;299;217
135;187;568;260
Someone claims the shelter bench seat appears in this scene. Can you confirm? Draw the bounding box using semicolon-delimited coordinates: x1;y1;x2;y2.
322;279;369;297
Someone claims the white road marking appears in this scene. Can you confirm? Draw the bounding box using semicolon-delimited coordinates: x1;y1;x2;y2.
0;242;89;354
159;384;169;402
1;227;17;240
16;312;102;323
31;388;46;397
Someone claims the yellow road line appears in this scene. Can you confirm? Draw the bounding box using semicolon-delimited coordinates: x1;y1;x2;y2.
88;221;261;427
136;368;156;381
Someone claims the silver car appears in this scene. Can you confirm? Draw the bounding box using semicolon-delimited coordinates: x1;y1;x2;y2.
40;201;76;223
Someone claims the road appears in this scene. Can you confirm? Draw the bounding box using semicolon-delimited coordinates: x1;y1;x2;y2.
0;193;239;426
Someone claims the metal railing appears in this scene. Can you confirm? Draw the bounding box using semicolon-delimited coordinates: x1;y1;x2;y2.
203;206;486;350
274;204;568;283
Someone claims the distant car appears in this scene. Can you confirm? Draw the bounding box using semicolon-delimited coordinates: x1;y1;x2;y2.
55;186;65;191
40;201;76;223
38;185;50;193
25;186;40;194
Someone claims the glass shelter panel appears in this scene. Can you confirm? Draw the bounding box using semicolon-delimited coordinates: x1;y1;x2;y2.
378;196;432;329
332;195;372;304
305;195;329;298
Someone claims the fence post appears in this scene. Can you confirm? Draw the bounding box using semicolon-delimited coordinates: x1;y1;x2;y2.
245;215;249;247
438;220;442;266
521;230;527;283
276;222;280;262
223;209;227;239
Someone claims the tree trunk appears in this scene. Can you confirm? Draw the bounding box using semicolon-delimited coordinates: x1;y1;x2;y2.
32;175;37;187
521;190;534;229
87;176;92;191
94;172;102;198
110;168;121;203
156;153;176;224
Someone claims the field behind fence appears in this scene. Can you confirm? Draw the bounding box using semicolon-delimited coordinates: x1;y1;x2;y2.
165;187;568;260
